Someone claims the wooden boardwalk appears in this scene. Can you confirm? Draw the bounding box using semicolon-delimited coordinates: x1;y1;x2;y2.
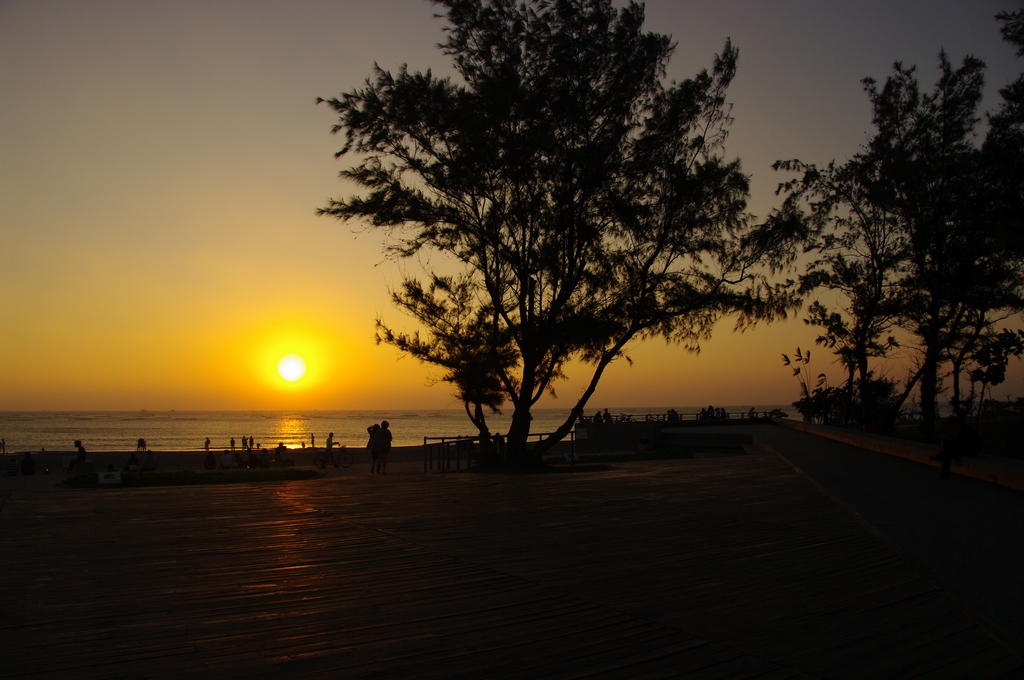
2;454;1022;678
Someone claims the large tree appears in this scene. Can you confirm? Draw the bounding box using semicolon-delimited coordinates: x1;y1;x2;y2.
319;0;802;462
856;52;1023;434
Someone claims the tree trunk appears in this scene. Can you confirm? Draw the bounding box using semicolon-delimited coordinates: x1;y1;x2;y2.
856;353;870;425
843;363;855;426
919;348;941;439
506;406;534;465
534;338;633;456
465;401;493;463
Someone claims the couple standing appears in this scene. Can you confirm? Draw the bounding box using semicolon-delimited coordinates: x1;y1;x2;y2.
366;421;392;474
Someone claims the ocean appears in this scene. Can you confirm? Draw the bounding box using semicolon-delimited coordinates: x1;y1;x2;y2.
0;405;791;452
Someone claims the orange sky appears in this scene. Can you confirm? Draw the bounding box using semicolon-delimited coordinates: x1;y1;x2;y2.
2;0;1022;411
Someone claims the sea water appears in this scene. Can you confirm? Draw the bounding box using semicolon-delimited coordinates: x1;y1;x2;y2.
0;406;790;452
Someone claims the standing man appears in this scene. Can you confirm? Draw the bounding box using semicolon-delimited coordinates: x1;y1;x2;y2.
366;424;380;473
311;433;316;449
325;432;338;466
376;421;393;474
68;440;87;473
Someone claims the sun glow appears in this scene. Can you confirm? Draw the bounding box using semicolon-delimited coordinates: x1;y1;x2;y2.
277;354;307;382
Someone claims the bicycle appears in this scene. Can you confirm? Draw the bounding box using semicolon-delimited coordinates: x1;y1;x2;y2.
314;445;353;469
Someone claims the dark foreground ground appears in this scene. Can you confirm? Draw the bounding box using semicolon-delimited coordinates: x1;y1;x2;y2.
1;429;1022;679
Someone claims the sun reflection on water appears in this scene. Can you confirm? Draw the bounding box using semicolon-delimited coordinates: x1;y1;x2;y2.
273;415;313;449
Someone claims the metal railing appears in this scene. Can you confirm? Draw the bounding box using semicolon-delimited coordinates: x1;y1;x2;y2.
423;430;576;472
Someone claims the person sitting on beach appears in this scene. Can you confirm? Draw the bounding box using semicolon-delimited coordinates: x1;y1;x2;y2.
603;408;612;423
259;447;273;468
748;406;756;420
203;451;217;470
273;442;293;466
246;450;260;468
124;452;140;472
141;451;156;472
220;451;235;469
21;451;36;475
68;440;87;473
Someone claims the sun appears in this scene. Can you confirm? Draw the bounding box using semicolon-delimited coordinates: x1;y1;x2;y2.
277;354;307;382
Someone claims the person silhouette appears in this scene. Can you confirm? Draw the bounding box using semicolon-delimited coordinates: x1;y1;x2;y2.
367;424;380;473
68;440;87;473
326;432;339;466
375;421;393;474
230;437;236;451
124;452;140;472
204;437;211;452
136;438;147;451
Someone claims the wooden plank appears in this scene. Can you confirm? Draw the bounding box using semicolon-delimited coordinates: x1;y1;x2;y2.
1;454;1020;678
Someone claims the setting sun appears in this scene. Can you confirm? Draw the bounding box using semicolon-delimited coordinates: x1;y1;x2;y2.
277;354;307;382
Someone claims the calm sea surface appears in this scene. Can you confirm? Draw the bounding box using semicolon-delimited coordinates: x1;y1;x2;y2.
0;405;790;452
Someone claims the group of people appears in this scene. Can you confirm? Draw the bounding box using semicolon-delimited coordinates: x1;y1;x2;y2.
121;450;157;472
26;426;398;475
208;441;293;470
699;406;729;420
366;421;393;473
592;408;615;423
228;436;258;451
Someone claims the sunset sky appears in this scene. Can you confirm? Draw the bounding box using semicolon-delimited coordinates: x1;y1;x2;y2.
2;0;1023;411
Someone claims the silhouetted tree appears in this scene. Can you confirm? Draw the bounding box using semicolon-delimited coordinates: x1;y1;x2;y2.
773;158;904;426
968;327;1024;424
861;53;1024;437
319;0;803;463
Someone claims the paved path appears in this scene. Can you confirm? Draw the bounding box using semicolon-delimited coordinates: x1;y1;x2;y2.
2;452;1022;678
731;424;1024;658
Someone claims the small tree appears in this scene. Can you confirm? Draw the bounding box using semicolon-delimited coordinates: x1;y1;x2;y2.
968;327;1024;425
774;158;905;426
782;347;843;424
320;0;803;463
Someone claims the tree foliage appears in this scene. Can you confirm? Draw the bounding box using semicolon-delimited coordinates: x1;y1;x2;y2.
319;0;803;461
778;38;1024;436
773;158;904;426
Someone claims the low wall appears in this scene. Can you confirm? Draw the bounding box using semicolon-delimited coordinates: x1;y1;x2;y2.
574;420;768;454
773;418;1024;493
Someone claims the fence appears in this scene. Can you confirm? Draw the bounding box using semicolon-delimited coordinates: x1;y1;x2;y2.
422;430;576;472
